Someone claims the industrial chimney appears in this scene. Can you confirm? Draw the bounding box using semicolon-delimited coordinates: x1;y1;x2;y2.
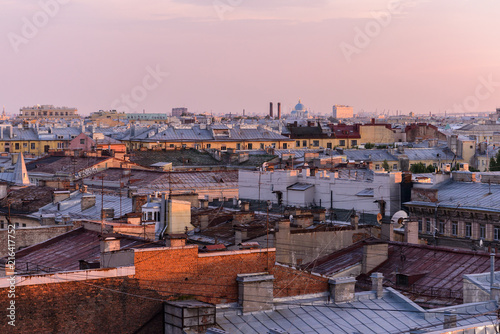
277;102;281;119
269;102;273;118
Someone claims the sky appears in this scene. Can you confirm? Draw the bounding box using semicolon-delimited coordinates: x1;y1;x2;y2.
1;0;499;117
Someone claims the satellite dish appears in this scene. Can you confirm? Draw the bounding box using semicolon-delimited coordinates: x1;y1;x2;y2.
480;239;484;247
391;210;408;227
289;214;294;223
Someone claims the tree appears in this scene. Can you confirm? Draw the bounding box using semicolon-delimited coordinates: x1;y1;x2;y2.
365;142;375;149
426;164;436;173
382;159;390;171
410;162;427;173
490;151;500;171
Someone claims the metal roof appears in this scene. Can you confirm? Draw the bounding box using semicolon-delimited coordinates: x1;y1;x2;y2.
32;191;134;221
217;289;497;334
406;179;500;211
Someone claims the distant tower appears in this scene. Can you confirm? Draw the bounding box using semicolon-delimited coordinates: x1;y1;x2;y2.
269;102;273;118
277;102;281;119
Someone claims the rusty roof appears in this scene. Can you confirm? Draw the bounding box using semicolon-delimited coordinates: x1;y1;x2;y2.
302;239;500;306
0;186;54;213
26;156;110;174
9;227;162;274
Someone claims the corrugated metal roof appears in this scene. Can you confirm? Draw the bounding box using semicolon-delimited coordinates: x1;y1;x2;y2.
32;191;134;221
218;291;497;333
13;227;161;272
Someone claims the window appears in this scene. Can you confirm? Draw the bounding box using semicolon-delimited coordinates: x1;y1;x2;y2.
495;227;500;241
15;223;19;228
339;140;346;146
327;143;332;149
375;164;380;170
247;143;252;149
418;218;423;232
272;143;276;148
80;139;85;144
426;219;431;233
351;140;357;146
313;140;319;147
260;143;264;149
296;140;300;147
169;144;174;148
452;222;458;236
236;143;241;150
439;221;445;234
15;143;19;150
23;143;27;147
480;225;485;239
31;143;35;150
393;164;397;170
465;223;472;238
221;146;226;151
0;223;3;229
147;212;152;220
302;140;307;147
22;224;26;227
283;143;288;149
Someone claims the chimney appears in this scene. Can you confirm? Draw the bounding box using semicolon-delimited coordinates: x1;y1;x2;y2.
371;272;384;298
491;283;500;301
41;214;56;226
443;310;457;329
404;220;419;244
81;194;96;211
102;208;115;219
235;227;247;245
350;214;359;229
128;186;138;198
362;243;388;274
53;190;70;203
199;214;209;230
237;273;274;313
241;201;250;212
328;277;356;303
165;234;187;247
165;300;216;334
100;237;120;253
277;102;281;120
199;199;209;209
381;221;394;241
269;102;273;118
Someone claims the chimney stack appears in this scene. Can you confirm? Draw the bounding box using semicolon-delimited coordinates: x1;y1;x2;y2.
371;272;384;298
329;277;356;303
443;310;457;329
269;102;273;118
277;102;281;119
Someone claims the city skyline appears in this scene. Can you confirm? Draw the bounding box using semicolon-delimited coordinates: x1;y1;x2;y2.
1;0;499;116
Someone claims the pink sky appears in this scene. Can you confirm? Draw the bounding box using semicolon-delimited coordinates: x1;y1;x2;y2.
1;0;499;116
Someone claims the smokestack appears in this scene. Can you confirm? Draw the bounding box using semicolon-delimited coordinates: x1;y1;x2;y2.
277;102;281;119
269;102;273;118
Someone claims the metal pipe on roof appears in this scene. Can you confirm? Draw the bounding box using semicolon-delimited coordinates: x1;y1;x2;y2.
491;250;495;292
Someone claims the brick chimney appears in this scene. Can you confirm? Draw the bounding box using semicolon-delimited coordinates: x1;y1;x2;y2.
53;190;70;204
165;234;187;247
443;310;457;329
362;243;388;274
404;220;419;244
371;272;384;299
237;273;274;313
81;194;96;211
100;237;120;253
329;277;356;303
240;201;250;212
381;221;394;241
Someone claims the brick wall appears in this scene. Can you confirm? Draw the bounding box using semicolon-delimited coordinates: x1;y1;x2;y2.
0;277;163;334
134;246;328;304
0;225;74;257
271;264;329;298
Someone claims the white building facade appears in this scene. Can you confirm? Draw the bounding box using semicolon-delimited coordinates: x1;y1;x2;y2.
239;169;402;217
